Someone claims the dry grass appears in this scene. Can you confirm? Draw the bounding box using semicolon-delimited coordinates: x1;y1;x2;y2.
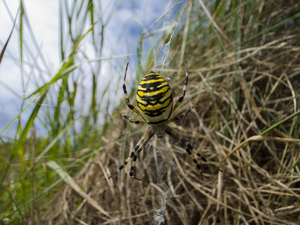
41;1;300;224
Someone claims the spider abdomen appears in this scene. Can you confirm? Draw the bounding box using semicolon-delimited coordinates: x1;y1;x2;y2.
136;71;173;124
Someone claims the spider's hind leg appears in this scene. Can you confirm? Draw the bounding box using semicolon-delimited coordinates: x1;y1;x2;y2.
122;62;142;116
168;100;201;123
171;56;189;114
115;108;148;125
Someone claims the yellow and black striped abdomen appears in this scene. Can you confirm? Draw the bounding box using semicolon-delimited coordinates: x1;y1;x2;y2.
136;71;173;124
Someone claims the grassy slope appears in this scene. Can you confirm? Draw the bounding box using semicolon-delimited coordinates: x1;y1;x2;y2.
1;0;300;224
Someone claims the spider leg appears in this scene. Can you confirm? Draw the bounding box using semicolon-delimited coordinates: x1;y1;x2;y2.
168;100;200;123
129;153;142;180
108;130;155;180
123;62;142;116
115;108;148;125
165;126;207;179
166;126;221;178
171;56;189;114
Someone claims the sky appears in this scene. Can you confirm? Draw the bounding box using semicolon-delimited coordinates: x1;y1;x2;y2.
0;0;185;138
0;1;60;138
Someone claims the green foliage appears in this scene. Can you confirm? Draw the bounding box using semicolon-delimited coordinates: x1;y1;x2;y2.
0;1;121;222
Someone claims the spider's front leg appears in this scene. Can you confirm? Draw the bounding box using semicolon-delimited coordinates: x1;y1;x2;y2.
165;126;221;179
108;130;155;180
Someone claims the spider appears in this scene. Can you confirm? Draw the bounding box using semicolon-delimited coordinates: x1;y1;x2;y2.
109;57;216;180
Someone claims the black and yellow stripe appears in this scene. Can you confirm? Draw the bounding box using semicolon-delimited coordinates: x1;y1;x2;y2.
136;72;173;124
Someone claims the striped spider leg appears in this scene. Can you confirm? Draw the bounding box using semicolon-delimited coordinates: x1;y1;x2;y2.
108;130;155;180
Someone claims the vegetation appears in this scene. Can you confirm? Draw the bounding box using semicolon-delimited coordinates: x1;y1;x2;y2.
1;0;300;224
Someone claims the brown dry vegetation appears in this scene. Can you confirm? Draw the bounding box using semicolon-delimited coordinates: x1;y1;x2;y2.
41;1;300;225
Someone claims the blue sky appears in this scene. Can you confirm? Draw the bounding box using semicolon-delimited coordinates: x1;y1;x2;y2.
0;0;186;138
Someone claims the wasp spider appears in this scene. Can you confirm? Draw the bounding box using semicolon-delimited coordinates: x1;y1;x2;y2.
109;58;213;180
